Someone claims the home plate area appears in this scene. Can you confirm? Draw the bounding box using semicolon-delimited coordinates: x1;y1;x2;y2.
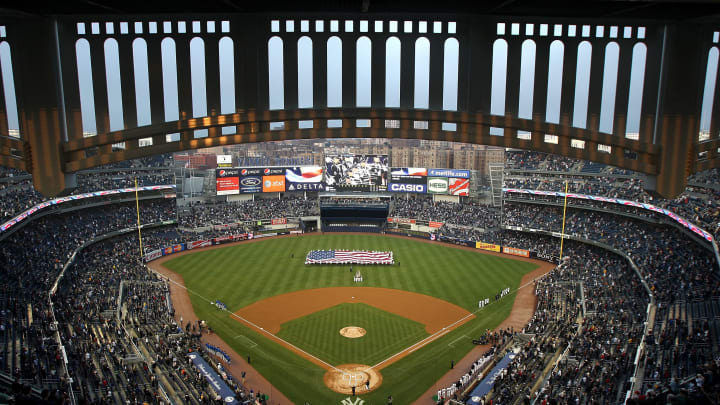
323;364;383;395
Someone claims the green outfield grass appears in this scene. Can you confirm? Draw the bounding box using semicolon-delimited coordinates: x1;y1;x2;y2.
276;302;429;366
162;233;538;405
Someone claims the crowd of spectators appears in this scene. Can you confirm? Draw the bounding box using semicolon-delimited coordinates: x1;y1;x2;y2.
178;197;318;228
49;233;261;404
0;193;273;403
0;156;175;223
0;198;176;402
458;228;720;405
391;198;500;229
504;150;653;202
504;150;720;240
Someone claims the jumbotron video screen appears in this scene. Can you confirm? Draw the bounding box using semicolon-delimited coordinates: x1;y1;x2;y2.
324;155;388;192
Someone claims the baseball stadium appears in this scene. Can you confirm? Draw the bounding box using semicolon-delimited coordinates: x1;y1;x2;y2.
1;1;720;404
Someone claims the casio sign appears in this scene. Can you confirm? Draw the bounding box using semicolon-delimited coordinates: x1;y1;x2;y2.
390;183;425;192
240;177;261;186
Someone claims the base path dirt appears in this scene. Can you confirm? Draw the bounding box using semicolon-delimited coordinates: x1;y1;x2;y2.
149;232;555;405
234;286;474;335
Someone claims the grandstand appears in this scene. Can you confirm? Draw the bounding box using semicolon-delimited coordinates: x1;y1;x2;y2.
1;1;720;404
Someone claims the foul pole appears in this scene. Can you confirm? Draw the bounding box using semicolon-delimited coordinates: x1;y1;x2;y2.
134;177;144;258
559;180;569;262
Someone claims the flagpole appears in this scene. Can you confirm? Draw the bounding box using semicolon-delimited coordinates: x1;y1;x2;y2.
559;180;569;262
135;177;145;258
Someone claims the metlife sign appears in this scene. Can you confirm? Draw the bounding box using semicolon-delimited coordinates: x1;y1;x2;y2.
389;183;427;193
428;168;471;179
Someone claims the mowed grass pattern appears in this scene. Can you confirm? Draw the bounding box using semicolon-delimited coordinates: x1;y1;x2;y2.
165;233;534;312
163;234;539;404
277;303;429;365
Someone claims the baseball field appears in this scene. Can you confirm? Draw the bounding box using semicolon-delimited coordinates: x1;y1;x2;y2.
156;233;545;404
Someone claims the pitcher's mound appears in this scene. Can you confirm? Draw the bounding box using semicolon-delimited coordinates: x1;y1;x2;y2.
324;364;382;394
339;326;366;338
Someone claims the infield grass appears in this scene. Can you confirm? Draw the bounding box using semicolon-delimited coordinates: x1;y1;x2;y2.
163;233;538;404
277;303;429;365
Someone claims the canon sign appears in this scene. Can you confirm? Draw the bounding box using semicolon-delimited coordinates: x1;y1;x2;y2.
389;183;426;193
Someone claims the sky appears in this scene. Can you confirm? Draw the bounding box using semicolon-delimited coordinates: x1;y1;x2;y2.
0;29;717;142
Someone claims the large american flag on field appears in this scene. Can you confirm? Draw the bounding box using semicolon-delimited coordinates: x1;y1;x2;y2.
305;250;394;265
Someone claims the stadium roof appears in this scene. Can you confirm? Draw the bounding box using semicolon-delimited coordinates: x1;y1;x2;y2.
3;0;720;21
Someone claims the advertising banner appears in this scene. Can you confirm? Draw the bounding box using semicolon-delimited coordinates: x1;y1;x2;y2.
449;178;470;196
216;177;239;195
285;166;325;191
389;167;427;193
429;168;471;179
187;240;212;250
172;244;184;253
324;154;388;192
429;221;444;228
476;242;501;252
503;246;530;257
262;175;286;192
427;177;449;194
262;167;285;176
238;176;262;193
391;176;427;185
239;168;262;176
271;218;287;225
387;217;416;224
389;183;427;193
212;234;248;245
145;249;162;262
216;168;239;178
391;167;428;176
213;235;232;244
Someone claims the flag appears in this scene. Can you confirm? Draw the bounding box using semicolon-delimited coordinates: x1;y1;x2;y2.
305;250;394;265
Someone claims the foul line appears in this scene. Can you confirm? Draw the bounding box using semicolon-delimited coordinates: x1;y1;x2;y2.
147;266;342;373
448;335;471;348
366;273;543;372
